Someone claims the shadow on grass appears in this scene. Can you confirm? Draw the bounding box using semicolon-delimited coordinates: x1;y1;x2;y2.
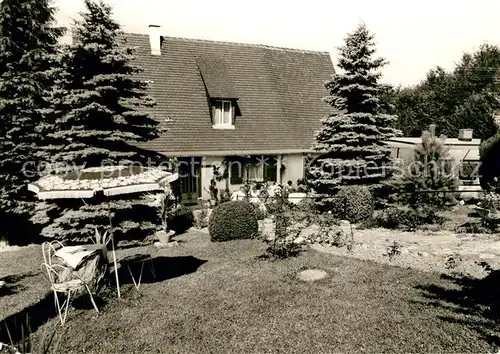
416;270;500;347
0;272;39;297
117;255;207;286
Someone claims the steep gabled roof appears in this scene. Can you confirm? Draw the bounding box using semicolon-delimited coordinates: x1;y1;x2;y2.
126;33;334;156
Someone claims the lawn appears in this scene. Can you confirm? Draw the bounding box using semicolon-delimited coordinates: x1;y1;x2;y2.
25;229;500;354
0;244;48;321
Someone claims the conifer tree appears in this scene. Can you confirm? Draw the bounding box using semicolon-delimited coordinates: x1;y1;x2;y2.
35;0;169;243
47;0;163;169
307;24;400;208
0;0;63;213
387;125;459;226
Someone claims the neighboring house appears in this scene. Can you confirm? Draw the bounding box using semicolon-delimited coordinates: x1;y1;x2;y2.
385;129;482;198
128;25;334;203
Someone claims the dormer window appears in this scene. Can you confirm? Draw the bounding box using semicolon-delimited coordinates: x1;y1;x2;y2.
212;100;234;129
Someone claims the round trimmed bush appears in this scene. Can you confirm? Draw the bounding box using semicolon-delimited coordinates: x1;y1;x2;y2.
331;185;374;223
209;201;258;242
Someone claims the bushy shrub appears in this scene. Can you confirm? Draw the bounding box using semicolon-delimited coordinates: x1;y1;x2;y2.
331;185;374;223
209;201;258;242
374;205;443;230
248;202;267;220
193;208;210;229
167;205;194;234
296;197;316;213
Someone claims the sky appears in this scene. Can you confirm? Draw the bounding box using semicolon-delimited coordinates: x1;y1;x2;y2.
54;0;500;87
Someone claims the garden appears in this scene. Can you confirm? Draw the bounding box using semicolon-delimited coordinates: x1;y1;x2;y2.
2;0;500;352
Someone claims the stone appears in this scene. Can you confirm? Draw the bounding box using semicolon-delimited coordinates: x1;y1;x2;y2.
339;220;350;227
154;241;179;249
293;236;305;245
0;281;5;289
296;269;328;281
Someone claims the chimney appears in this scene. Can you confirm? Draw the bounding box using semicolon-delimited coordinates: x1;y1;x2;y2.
458;129;473;141
149;25;161;55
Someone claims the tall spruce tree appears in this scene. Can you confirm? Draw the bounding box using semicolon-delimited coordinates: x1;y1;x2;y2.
35;0;168;243
47;0;162;169
0;0;63;243
0;0;63;210
307;24;400;208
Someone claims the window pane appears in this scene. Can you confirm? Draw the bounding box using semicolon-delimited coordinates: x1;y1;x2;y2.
213;101;223;125
248;161;263;181
223;101;231;125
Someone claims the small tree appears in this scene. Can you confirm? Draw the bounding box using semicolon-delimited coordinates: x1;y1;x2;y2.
389;124;459;225
307;23;400;210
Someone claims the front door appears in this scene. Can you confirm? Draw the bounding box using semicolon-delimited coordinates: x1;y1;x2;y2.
178;157;201;204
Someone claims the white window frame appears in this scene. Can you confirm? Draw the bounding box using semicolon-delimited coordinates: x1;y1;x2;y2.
212;100;234;129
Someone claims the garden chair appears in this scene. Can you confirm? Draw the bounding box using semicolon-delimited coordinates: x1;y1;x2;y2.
41;241;99;325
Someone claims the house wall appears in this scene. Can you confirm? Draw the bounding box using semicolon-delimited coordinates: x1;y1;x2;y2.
282;154;305;184
200;153;307;200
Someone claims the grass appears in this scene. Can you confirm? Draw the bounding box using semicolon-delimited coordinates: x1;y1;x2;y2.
26;229;500;354
0;245;49;322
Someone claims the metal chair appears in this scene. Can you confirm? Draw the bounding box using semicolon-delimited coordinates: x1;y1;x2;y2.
41;241;99;325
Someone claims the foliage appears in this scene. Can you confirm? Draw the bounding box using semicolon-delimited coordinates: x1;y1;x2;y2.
249;202;267;220
385;125;458;227
263;187;303;259
393;44;500;141
311;214;354;250
373;205;445;231
167;205;194;234
194;208;210;229
45;0;164;168
296;178;310;193
0;0;64;225
35;0;169;242
331;185;374;222
296;197;317;214
445;253;463;270
209;201;258;242
307;23;400;210
35;196;160;244
384;241;402;261
479;133;500;189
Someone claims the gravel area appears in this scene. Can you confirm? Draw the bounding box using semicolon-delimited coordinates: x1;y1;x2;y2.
259;218;500;279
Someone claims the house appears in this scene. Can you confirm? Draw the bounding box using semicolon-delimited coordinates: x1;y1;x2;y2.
128;25;334;203
385;129;482;199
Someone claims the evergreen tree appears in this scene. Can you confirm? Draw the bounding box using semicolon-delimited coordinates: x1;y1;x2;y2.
307;24;399;208
35;0;168;243
0;0;63;241
386;125;459;226
48;0;163;169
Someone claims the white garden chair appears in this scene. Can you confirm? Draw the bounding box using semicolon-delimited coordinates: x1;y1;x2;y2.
41;241;99;325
